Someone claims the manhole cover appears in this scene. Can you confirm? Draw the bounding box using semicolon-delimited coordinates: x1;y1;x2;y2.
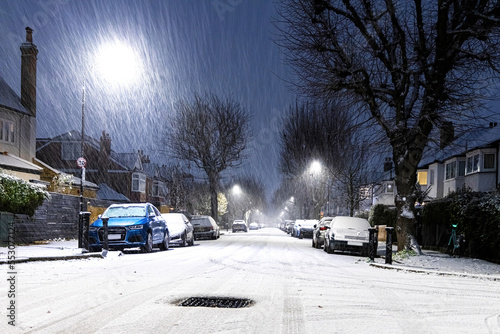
177;297;253;308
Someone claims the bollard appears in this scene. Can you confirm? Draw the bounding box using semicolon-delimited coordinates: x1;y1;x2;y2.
80;211;91;252
102;216;109;251
78;212;84;249
368;228;377;262
385;227;394;264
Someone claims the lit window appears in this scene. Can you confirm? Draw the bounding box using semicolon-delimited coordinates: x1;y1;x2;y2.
386;183;394;193
132;173;146;192
417;171;428;185
484;153;495;169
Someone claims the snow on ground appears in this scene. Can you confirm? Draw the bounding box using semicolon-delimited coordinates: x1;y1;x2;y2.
1;238;499;278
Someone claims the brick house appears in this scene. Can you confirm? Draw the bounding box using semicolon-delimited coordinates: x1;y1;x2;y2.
0;27;43;182
36;130;168;207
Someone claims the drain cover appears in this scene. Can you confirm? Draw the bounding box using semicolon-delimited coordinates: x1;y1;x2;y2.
177;297;253;308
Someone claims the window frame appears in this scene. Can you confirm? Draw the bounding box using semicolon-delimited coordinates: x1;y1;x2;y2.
0;119;15;144
132;172;146;193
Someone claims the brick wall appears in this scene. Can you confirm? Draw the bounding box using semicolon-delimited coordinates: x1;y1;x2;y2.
8;193;118;244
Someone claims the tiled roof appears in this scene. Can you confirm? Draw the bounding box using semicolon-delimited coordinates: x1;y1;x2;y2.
0;152;42;174
96;183;130;202
0;76;29;115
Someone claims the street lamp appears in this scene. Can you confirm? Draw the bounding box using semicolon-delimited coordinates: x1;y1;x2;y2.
78;41;140;249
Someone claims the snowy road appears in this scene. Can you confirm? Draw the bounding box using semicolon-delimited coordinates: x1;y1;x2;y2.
2;228;499;334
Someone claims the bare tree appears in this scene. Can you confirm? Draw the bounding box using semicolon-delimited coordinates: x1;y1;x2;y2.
276;0;500;251
331;139;372;217
164;93;252;221
279;101;357;218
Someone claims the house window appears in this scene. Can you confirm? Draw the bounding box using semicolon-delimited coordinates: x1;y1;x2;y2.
0;119;15;143
445;161;456;180
429;170;435;185
417;171;427;185
466;154;480;174
458;161;466;176
152;180;163;197
132;173;146;192
386;182;394;193
484;153;496;170
61;142;80;160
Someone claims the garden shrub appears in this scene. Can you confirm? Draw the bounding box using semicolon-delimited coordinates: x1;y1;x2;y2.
0;172;49;216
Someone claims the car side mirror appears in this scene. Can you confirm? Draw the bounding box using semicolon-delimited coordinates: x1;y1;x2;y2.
313;224;317;228
98;214;102;219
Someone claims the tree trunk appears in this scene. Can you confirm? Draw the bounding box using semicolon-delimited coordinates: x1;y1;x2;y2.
393;152;423;255
208;172;218;221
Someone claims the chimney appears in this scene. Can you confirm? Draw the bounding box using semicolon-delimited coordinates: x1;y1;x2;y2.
20;27;38;116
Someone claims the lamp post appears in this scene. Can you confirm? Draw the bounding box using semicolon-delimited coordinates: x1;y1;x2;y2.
77;41;140;250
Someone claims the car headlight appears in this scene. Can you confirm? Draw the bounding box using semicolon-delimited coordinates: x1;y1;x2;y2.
129;225;143;230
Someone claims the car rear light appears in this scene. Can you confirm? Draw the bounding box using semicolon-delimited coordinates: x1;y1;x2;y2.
319;227;327;231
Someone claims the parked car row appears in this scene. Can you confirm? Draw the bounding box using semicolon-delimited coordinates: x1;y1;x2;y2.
88;203;220;253
280;216;372;256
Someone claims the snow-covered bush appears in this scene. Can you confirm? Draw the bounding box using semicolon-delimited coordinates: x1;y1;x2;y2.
0;171;50;216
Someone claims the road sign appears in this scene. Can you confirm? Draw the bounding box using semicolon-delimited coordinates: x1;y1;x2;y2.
77;157;87;168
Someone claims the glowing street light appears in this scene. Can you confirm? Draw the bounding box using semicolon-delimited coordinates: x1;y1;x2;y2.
309;160;322;175
232;184;242;196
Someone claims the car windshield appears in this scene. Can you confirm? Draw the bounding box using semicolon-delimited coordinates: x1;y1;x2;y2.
332;218;370;230
103;206;146;218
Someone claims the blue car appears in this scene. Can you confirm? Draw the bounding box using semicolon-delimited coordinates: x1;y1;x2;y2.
88;203;169;253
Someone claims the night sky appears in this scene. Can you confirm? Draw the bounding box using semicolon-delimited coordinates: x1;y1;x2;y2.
0;0;294;196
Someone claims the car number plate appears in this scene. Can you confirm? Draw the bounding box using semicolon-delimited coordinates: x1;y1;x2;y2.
108;234;122;240
347;241;363;246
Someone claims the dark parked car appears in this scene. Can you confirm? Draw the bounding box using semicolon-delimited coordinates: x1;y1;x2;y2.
232;220;248;232
192;215;220;240
324;217;371;256
162;213;194;247
88;203;169;253
312;217;334;249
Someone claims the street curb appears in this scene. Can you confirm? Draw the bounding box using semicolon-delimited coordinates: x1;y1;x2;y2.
0;253;104;264
370;262;500;281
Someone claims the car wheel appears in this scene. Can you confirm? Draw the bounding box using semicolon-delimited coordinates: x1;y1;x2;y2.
299;232;303;239
323;242;328;252
159;232;169;251
315;239;321;249
142;232;153;253
327;244;334;254
180;232;187;247
312;239;315;248
189;234;194;246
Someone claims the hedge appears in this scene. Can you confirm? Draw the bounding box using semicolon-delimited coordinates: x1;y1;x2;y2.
422;190;500;263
